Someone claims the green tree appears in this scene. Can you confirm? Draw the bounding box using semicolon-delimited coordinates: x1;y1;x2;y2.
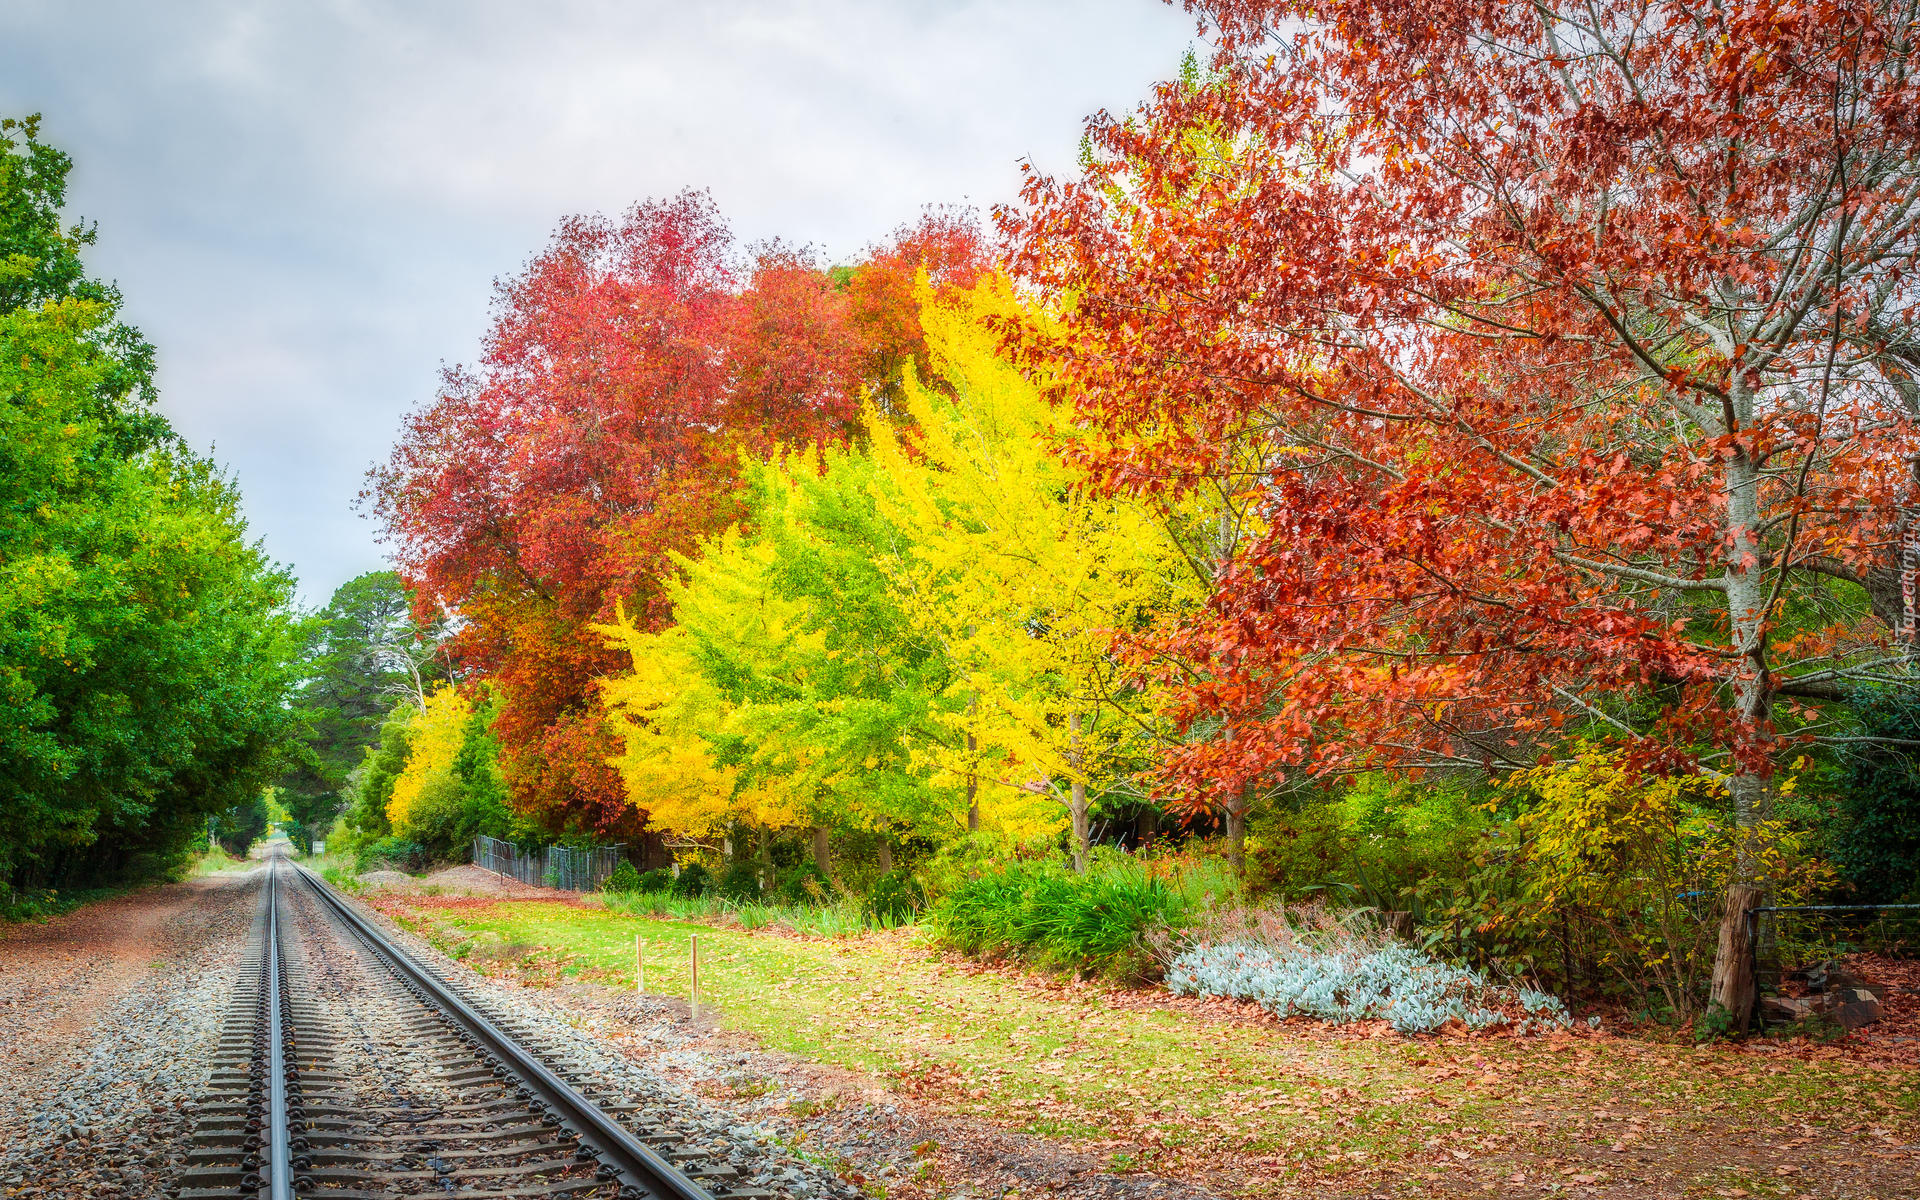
278;570;450;847
1;114;303;892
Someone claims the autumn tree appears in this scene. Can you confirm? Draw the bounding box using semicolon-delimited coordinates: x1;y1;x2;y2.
870;277;1199;870
1007;0;1920;1014
372;194;985;838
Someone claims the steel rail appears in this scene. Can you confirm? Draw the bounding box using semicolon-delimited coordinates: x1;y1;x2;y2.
288;861;716;1200
265;857;294;1200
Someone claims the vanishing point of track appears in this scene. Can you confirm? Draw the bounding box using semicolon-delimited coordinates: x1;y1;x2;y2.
172;853;758;1200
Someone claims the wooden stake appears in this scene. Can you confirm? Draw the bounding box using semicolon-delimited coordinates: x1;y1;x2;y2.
635;933;645;994
689;933;700;1017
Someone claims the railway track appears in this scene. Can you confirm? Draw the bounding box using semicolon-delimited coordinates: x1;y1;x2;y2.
173;854;760;1200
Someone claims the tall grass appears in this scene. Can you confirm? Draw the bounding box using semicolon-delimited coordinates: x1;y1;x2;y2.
927;851;1236;981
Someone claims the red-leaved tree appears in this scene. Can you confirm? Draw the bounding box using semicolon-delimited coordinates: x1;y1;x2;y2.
1006;0;1920;1015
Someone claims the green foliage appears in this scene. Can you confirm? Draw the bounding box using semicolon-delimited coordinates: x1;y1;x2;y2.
636;868;673;893
718;859;764;902
926;853;1190;980
864;869;925;925
601;861;645;894
671;862;712;898
1834;686;1920;903
335;703;413;857
774;861;834;905
276;571;450;842
213;796;270;858
1248;776;1496;926
355;836;426;873
0;115;301;894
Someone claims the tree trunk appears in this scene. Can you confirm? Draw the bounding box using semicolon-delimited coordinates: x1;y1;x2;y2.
876;839;893;875
1225;790;1247;876
966;696;980;833
1709;438;1775;1009
1068;711;1090;872
757;827;774;892
1708;884;1763;1031
811;825;830;876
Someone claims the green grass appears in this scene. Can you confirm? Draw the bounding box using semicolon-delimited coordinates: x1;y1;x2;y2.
380;893;1920;1191
190;846;258;876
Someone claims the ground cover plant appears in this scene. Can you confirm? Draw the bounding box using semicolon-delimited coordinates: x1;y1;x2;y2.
376;891;1920;1197
1165;908;1574;1036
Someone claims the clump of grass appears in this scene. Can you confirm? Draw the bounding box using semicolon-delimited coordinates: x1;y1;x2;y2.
321;865;368;895
927;850;1227;981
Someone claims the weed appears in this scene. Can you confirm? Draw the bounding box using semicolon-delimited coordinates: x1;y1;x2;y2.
722;1072;777;1099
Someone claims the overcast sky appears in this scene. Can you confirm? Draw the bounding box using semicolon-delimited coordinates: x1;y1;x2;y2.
0;0;1194;606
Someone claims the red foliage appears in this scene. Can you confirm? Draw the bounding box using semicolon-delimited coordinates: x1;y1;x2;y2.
372;193;990;835
1004;0;1920;813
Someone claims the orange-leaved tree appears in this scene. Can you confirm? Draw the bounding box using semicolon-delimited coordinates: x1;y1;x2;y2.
1005;0;1920;1017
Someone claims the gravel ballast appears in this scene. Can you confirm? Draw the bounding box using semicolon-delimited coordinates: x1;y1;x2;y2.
0;872;258;1200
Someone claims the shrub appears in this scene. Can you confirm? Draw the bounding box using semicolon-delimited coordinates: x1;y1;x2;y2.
1834;685;1920;902
1167;936;1572;1035
671;862;712;897
1505;747;1835;1014
601;861;644;894
717;860;763;901
636;868;673;894
865;869;925;926
775;862;833;905
355;836;426;873
927;853;1196;980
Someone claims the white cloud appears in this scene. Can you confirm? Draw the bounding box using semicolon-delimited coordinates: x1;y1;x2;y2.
0;0;1193;604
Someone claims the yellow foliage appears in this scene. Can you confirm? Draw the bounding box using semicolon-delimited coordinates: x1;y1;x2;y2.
595;566;810;838
387;686;471;833
592;274;1198;850
867;274;1200;821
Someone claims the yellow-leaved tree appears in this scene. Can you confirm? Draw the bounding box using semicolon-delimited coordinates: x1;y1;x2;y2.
594;275;1194;871
386;685;471;833
594;537;814;844
868;276;1199;870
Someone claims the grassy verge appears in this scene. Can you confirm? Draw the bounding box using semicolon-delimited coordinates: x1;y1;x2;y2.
382;895;1920;1194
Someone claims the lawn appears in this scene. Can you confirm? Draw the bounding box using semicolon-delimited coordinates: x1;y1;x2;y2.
375;894;1920;1198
